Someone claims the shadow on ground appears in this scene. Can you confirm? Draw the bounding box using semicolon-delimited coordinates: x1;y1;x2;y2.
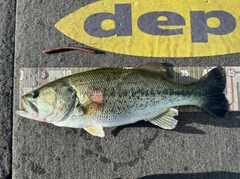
137;171;240;179
112;111;240;136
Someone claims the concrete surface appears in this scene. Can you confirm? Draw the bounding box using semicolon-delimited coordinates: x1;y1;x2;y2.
0;0;239;178
0;1;16;179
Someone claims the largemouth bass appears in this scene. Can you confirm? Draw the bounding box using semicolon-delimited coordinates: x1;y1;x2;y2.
16;63;229;137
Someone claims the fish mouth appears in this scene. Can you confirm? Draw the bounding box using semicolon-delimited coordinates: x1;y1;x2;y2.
16;97;39;119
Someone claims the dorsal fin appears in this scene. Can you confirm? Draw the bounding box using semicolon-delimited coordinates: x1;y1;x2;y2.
135;63;173;80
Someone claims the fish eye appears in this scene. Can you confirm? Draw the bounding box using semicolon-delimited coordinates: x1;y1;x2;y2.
32;91;40;98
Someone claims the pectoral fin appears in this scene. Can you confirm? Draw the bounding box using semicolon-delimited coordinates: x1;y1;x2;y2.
80;102;103;116
79;89;104;116
84;126;105;137
149;108;178;130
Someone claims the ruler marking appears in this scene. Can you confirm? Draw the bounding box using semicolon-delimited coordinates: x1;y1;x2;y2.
230;66;235;110
237;82;240;111
183;67;188;112
41;67;45;86
225;67;227;95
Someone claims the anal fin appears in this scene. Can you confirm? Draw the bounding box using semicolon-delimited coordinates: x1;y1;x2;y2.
84;126;105;137
149;108;178;130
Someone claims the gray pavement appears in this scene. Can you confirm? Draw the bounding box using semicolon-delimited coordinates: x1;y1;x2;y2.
0;0;239;178
0;1;15;179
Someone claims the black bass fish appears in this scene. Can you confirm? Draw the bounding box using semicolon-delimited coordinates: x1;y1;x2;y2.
16;63;229;137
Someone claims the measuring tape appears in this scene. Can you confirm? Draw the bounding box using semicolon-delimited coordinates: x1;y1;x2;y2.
19;67;240;112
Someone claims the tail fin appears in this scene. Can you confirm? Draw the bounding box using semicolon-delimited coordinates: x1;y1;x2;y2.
198;67;229;118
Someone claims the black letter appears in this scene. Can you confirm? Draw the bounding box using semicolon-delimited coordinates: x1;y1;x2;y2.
138;11;185;35
191;11;236;42
84;4;132;37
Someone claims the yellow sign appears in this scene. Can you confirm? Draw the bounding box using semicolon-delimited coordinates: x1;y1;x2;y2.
55;0;240;57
